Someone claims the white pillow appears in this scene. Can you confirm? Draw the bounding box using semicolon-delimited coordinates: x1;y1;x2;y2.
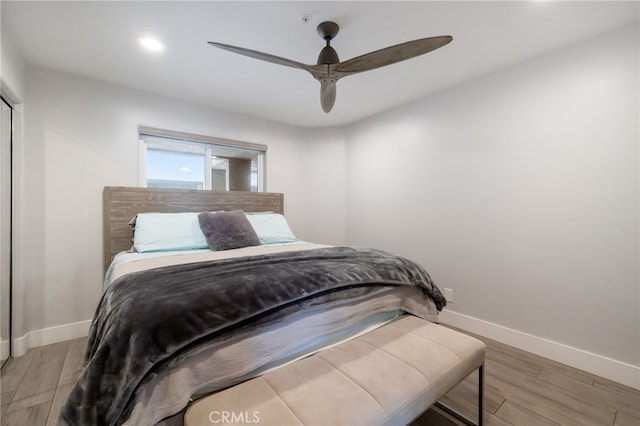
133;212;208;253
245;213;297;245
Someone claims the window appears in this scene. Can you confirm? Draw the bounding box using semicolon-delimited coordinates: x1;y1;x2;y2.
139;127;266;192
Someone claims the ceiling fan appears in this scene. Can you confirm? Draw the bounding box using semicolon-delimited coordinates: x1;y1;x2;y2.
208;21;452;113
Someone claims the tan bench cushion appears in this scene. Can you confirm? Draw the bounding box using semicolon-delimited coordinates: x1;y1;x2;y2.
185;315;485;426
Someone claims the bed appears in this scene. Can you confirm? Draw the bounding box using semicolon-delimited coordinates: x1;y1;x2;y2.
60;186;483;426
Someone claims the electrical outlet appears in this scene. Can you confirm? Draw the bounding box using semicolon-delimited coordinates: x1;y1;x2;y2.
444;288;453;303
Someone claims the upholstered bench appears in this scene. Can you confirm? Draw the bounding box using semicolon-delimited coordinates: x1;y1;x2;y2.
185;315;486;426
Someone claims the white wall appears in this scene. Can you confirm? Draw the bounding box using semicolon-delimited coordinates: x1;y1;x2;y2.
1;26;25;102
301;127;347;245
346;23;639;371
17;66;312;349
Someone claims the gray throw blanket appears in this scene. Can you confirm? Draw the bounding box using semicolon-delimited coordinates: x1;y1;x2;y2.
60;246;445;426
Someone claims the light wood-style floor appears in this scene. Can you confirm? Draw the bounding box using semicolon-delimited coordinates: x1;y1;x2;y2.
1;330;638;426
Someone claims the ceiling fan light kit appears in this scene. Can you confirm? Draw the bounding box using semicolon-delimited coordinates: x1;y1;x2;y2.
208;21;452;113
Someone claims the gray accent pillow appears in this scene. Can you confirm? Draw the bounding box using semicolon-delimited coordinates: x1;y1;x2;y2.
198;210;260;251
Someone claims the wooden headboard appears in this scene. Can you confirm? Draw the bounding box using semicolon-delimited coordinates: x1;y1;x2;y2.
103;186;284;273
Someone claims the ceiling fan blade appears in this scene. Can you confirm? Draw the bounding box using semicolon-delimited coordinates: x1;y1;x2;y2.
333;35;452;76
320;80;337;113
208;42;314;73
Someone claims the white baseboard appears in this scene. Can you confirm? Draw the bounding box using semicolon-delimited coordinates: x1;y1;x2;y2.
439;309;640;390
12;320;91;357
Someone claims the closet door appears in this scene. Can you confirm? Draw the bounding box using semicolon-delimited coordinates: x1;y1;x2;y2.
0;97;12;367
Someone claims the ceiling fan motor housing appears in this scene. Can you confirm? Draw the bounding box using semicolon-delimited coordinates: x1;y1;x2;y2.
316;21;341;64
317;46;339;65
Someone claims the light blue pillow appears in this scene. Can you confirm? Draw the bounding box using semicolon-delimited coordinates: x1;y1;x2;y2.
133;212;208;253
246;213;297;245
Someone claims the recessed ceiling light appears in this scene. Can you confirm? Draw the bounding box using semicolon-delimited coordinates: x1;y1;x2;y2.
137;36;166;53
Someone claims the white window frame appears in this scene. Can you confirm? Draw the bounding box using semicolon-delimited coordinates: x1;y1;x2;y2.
138;126;266;192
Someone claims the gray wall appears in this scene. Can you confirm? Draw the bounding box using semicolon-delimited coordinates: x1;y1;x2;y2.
344;24;639;366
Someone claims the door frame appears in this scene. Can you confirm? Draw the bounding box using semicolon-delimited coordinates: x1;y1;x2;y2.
0;95;13;368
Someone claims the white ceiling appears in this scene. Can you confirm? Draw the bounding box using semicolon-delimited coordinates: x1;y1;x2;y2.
2;1;638;128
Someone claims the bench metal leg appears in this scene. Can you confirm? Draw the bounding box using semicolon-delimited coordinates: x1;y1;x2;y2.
479;364;484;425
433;364;484;426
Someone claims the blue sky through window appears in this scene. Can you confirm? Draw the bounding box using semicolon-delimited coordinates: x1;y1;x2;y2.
147;150;205;183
